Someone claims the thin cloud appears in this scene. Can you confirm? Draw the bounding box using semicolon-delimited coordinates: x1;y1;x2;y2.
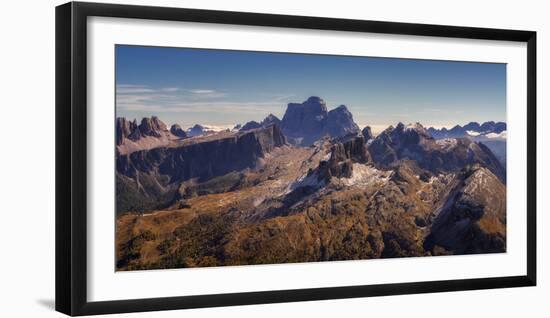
116;84;157;94
117;84;148;88
116;84;287;117
117;86;224;110
160;87;180;92
117;100;285;115
189;89;217;94
187;89;226;98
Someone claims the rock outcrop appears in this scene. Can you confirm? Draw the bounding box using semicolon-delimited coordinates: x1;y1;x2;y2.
362;126;373;143
116;117;136;145
261;114;282;127
116;116;193;154
240;114;283;132
138;116;167;137
281;96;360;145
318;134;370;181
325;105;360;138
187;124;207;137
281;96;328;145
116;116;171;144
170;124;187;138
240;121;262;131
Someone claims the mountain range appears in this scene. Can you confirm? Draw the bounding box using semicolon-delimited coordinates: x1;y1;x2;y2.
115;96;507;270
427;121;506;139
427;121;507;166
235;96;360;145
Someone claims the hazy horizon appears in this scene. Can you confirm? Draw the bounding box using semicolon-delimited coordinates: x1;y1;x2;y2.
115;110;506;135
116;45;506;132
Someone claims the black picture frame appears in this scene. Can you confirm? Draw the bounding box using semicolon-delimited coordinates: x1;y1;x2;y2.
55;1;537;316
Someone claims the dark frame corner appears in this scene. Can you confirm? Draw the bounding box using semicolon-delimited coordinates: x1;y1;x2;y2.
56;1;536;316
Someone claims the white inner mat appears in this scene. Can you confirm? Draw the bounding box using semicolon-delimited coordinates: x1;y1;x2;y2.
87;16;527;302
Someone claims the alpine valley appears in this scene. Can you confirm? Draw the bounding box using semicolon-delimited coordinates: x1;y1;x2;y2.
115;96;507;270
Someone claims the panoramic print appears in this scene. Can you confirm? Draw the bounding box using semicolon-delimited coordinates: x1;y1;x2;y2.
115;45;507;271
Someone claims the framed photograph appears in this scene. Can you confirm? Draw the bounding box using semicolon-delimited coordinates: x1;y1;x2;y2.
56;1;536;316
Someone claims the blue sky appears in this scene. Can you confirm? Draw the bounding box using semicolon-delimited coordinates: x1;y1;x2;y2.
116;45;506;132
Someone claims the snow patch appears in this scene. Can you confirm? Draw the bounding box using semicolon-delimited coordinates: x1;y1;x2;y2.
253;196;265;207
201;124;235;132
436;138;457;151
286;172;324;193
485;131;507;139
463;169;490;193
341;164;392;187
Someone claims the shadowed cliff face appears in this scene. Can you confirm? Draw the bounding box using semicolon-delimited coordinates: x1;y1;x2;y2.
325;105;361;138
281;97;360;145
282;96;328;142
116;124;286;213
118;124;286;182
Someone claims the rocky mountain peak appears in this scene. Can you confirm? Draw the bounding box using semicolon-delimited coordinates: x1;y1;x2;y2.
240;120;262;131
334;134;370;164
388;122;433;147
428;121;507;139
362;126;373;143
282;97;327;130
303;96;327;108
261;114;281;127
424;164;506;254
463;121;481;131
480;121;506;133
480;121;496;130
281;97;360;146
170;124;187;138
325;105;360;138
187;124;206;137
139;116;167;137
241;114;283;132
317;134;370;182
116;116;194;153
117;116;169;145
116;117;132;145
